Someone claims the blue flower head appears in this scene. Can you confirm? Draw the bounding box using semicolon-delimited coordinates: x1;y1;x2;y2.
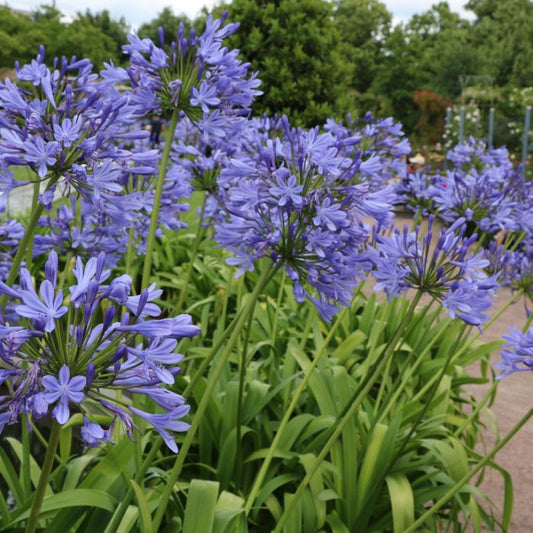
370;217;498;326
0;251;200;452
214;116;398;320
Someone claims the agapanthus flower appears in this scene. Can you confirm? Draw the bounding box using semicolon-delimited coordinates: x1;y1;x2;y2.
324;112;411;192
397;138;533;238
0;47;151;201
370;216;498;326
483;237;533;315
214;115;396;320
495;327;533;378
0;48;171;269
101;14;261;128
33;155;192;263
0;251;200;452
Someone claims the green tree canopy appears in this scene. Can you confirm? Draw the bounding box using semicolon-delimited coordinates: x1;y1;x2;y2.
0;5;128;68
210;0;352;127
333;0;392;93
74;10;129;63
468;0;533;87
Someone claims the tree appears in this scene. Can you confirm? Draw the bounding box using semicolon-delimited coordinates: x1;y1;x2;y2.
468;0;533;87
0;7;32;67
208;0;352;126
74;10;129;63
0;5;128;67
333;0;392;92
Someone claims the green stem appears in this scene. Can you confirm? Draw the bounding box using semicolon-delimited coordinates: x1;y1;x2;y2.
176;193;207;313
25;180;41;270
184;271;234;378
376;310;447;425
404;408;533;533
141;109;180;288
25;422;61;533
183;303;243;399
21;416;31;496
151;262;280;533
454;381;497;438
2;177;57;310
523;309;533;332
235;298;258;488
410;290;524;406
281;304;316;413
270;270;286;348
273;291;423;532
125;227;136;277
391;337;458;466
483;289;524;332
244;306;349;516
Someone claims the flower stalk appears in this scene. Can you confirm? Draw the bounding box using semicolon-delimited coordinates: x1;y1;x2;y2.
141;109;180;288
244;305;349;515
404;408;533;532
176;193;207;312
25;422;61;533
151;261;281;532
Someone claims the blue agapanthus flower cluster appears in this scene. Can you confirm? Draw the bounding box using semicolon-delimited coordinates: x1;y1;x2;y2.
214;115;396;320
32;159;193;264
324;112;411;192
495;327;533;378
0;47;150;201
396;138;533;236
0;46;184;269
0;252;200;452
101;14;261;131
483;237;533;304
369;217;498;326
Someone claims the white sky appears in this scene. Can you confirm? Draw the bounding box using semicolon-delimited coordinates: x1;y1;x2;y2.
7;1;474;30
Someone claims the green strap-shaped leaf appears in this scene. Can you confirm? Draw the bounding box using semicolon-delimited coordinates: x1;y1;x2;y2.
332;330;367;362
283;492;302;533
183;479;219;533
386;473;414;533
5;438;44;494
62;454;96;491
130;479;152;533
4;489;117;527
116;505;140;533
47;438;134;533
213;490;246;533
0;445;24;505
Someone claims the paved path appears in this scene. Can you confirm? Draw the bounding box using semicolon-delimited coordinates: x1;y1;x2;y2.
469;290;532;532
